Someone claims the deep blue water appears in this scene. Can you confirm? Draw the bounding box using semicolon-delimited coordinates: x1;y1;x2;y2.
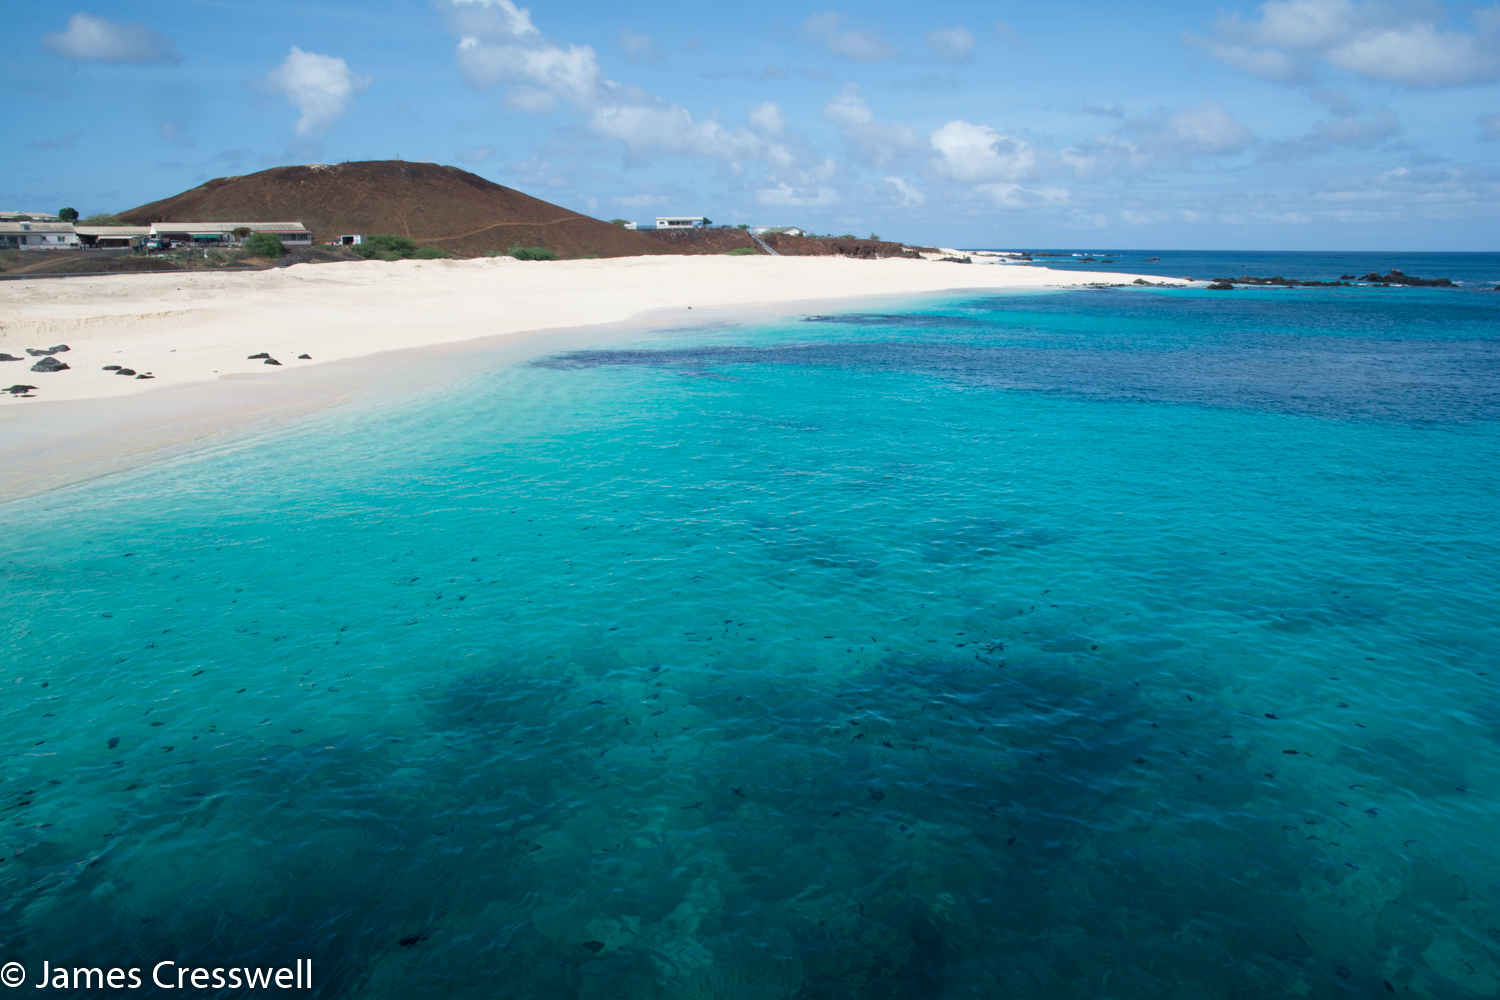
2;282;1499;999
962;249;1500;288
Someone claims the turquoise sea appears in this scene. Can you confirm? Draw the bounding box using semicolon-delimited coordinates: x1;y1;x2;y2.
3;258;1499;999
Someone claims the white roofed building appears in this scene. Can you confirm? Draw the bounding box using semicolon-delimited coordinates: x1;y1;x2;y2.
146;222;313;246
0;221;80;250
655;216;709;229
76;226;150;248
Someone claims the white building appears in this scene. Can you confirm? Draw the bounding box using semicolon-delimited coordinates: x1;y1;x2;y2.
76;226;150;249
0;212;60;222
0;221;80;250
750;226;805;237
146;221;313;248
655;216;709;230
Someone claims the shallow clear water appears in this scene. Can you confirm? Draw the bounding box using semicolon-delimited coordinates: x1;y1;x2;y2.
3;284;1499;999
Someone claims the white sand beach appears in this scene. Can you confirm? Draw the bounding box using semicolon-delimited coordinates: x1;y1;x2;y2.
0;254;1179;500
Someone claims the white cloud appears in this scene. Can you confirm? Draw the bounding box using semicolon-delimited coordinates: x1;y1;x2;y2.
1186;0;1500;87
978;183;1070;207
41;12;180;64
799;12;897;62
1159;100;1256;154
749;101;786;134
1480;113;1500;139
823;86;926;168
929;120;1044;183
756;183;840;206
925;27;975;63
883;175;926;206
433;0;764;162
1063;100;1254;177
590;92;763;159
619;27;660;63
1258;89;1401;160
993;20;1023;47
262;47;370;136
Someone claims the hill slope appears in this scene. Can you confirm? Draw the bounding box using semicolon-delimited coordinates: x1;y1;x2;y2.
119;161;673;259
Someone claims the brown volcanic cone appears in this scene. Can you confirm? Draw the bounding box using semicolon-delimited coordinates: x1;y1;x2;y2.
119;160;674;259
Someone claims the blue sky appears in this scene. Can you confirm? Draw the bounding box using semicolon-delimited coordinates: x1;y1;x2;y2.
4;0;1498;249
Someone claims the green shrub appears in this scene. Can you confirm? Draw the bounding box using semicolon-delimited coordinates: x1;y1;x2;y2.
608;218;630;226
411;248;453;260
58;207;79;222
242;232;287;258
81;212;125;226
724;247;760;255
352;234;418;260
506;245;559;261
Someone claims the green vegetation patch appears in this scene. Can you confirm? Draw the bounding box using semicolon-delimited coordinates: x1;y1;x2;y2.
505;245;560;261
353;234;419;260
242;232;287;258
724;247;760;256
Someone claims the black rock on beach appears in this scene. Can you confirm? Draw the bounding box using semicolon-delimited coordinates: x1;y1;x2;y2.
31;357;71;373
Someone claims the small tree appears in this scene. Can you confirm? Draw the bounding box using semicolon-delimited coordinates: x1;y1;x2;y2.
702;218;713;225
232;227;252;239
58;207;79;222
869;232;881;242
81;212;124;226
243;232;287;258
736;223;750;230
608;218;630;226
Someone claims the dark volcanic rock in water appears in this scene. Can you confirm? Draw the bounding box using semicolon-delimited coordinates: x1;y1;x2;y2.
1219;274;1353;288
31;357;70;372
1360;270;1453;287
